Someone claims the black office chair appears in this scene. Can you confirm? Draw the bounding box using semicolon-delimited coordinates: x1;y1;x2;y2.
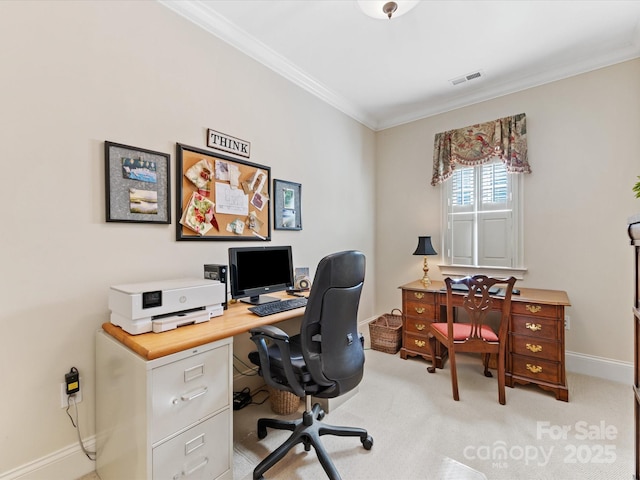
248;250;373;480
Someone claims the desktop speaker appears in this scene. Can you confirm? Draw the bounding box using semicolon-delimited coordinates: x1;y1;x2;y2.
294;266;311;291
204;264;228;309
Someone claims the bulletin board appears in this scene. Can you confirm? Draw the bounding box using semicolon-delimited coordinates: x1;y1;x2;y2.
175;143;271;241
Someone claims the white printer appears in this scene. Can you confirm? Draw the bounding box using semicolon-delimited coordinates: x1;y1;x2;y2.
109;278;226;334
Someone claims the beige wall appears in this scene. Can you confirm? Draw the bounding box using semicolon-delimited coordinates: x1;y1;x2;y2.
1;0;639;475
0;1;375;474
375;59;640;363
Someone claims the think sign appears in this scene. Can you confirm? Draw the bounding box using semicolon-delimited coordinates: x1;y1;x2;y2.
207;129;251;158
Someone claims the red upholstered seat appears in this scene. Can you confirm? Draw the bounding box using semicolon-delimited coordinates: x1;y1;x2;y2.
431;322;499;342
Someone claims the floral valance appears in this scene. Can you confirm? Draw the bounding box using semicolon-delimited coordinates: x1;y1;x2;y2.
431;113;531;186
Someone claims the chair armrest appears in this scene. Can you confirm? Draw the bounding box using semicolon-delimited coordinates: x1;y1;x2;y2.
249;325;290;342
249;326;306;397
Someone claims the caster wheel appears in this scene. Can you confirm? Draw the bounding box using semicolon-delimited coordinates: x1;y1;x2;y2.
317;410;325;421
362;435;373;450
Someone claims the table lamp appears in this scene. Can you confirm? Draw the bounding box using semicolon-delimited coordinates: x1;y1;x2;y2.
413;236;437;286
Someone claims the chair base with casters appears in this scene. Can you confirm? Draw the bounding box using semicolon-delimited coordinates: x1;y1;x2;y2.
252;394;373;480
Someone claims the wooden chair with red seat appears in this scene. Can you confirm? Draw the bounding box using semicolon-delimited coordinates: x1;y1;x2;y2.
427;275;516;405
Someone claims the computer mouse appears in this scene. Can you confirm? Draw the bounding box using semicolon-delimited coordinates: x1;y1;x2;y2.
513;288;521;295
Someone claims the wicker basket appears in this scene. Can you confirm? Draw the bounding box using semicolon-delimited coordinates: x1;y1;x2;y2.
267;385;300;415
369;309;403;354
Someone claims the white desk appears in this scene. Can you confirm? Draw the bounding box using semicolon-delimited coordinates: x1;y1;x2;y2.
96;294;305;480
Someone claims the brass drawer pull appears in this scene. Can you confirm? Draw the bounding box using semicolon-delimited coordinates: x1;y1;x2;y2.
414;307;425;314
526;343;543;353
526;304;542;314
525;322;542;332
415;323;426;331
414;292;425;299
414;340;426;348
526;364;543;374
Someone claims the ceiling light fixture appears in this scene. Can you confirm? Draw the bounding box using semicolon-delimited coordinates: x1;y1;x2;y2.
383;2;397;19
357;0;419;20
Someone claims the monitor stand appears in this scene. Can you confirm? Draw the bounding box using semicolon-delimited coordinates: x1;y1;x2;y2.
241;295;280;305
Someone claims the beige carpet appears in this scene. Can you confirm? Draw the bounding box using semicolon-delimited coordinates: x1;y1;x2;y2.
233;349;633;480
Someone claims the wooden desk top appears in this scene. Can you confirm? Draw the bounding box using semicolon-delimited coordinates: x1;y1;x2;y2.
399;280;571;306
101;292;304;360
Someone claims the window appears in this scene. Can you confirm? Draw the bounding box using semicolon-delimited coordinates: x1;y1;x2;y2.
442;159;523;269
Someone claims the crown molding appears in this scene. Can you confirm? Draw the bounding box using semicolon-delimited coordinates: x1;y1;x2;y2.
158;0;378;130
159;0;640;132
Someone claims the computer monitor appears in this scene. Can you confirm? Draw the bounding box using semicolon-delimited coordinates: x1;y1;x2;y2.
228;245;294;305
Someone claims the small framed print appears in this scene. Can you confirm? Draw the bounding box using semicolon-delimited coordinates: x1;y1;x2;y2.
104;141;171;224
274;179;302;231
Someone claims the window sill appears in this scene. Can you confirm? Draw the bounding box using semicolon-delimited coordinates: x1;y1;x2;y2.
437;264;527;280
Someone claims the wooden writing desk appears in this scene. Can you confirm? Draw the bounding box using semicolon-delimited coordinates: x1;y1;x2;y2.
101;291;305;360
399;280;571;401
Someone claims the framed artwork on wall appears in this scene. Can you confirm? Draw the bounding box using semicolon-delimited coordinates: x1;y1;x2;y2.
273;179;302;231
104;141;171;224
176;143;271;241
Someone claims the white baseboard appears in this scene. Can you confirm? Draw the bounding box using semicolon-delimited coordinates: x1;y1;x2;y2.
359;315;634;385
565;350;633;384
3;345;632;480
0;436;95;480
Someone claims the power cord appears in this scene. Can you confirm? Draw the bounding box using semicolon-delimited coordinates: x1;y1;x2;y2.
65;394;96;461
233;354;260;376
233;387;269;410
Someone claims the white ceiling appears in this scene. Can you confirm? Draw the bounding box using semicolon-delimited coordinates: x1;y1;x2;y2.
159;0;640;131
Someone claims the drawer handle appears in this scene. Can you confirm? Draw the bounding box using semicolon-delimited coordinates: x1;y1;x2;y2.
414;307;425;314
526;304;542;314
526;364;543;374
414;340;426;348
180;387;208;402
526;343;543;353
415;323;426;331
414;292;425;299
183;457;209;477
525;322;542;332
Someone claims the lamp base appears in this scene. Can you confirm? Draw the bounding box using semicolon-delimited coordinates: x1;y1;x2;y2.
421;257;431;286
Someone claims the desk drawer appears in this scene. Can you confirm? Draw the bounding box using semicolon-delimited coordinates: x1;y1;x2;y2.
511;315;558;341
510;354;561;384
151;343;230;444
512;302;560;319
403;332;431;356
153;410;231;480
405;317;431;334
403;301;436;320
510;335;560;362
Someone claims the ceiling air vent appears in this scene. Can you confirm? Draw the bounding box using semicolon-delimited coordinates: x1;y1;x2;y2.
449;70;484;86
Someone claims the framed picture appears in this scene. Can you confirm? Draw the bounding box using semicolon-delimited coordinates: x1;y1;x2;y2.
176;143;271;241
274;179;302;230
104;141;171;224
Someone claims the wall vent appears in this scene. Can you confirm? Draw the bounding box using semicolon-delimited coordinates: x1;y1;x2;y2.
449;70;484;86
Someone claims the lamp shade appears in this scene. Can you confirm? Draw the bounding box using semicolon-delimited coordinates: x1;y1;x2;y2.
413;236;437;256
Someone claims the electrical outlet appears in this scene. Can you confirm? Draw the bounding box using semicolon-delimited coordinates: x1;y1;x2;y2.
60;380;82;408
564;315;570;330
